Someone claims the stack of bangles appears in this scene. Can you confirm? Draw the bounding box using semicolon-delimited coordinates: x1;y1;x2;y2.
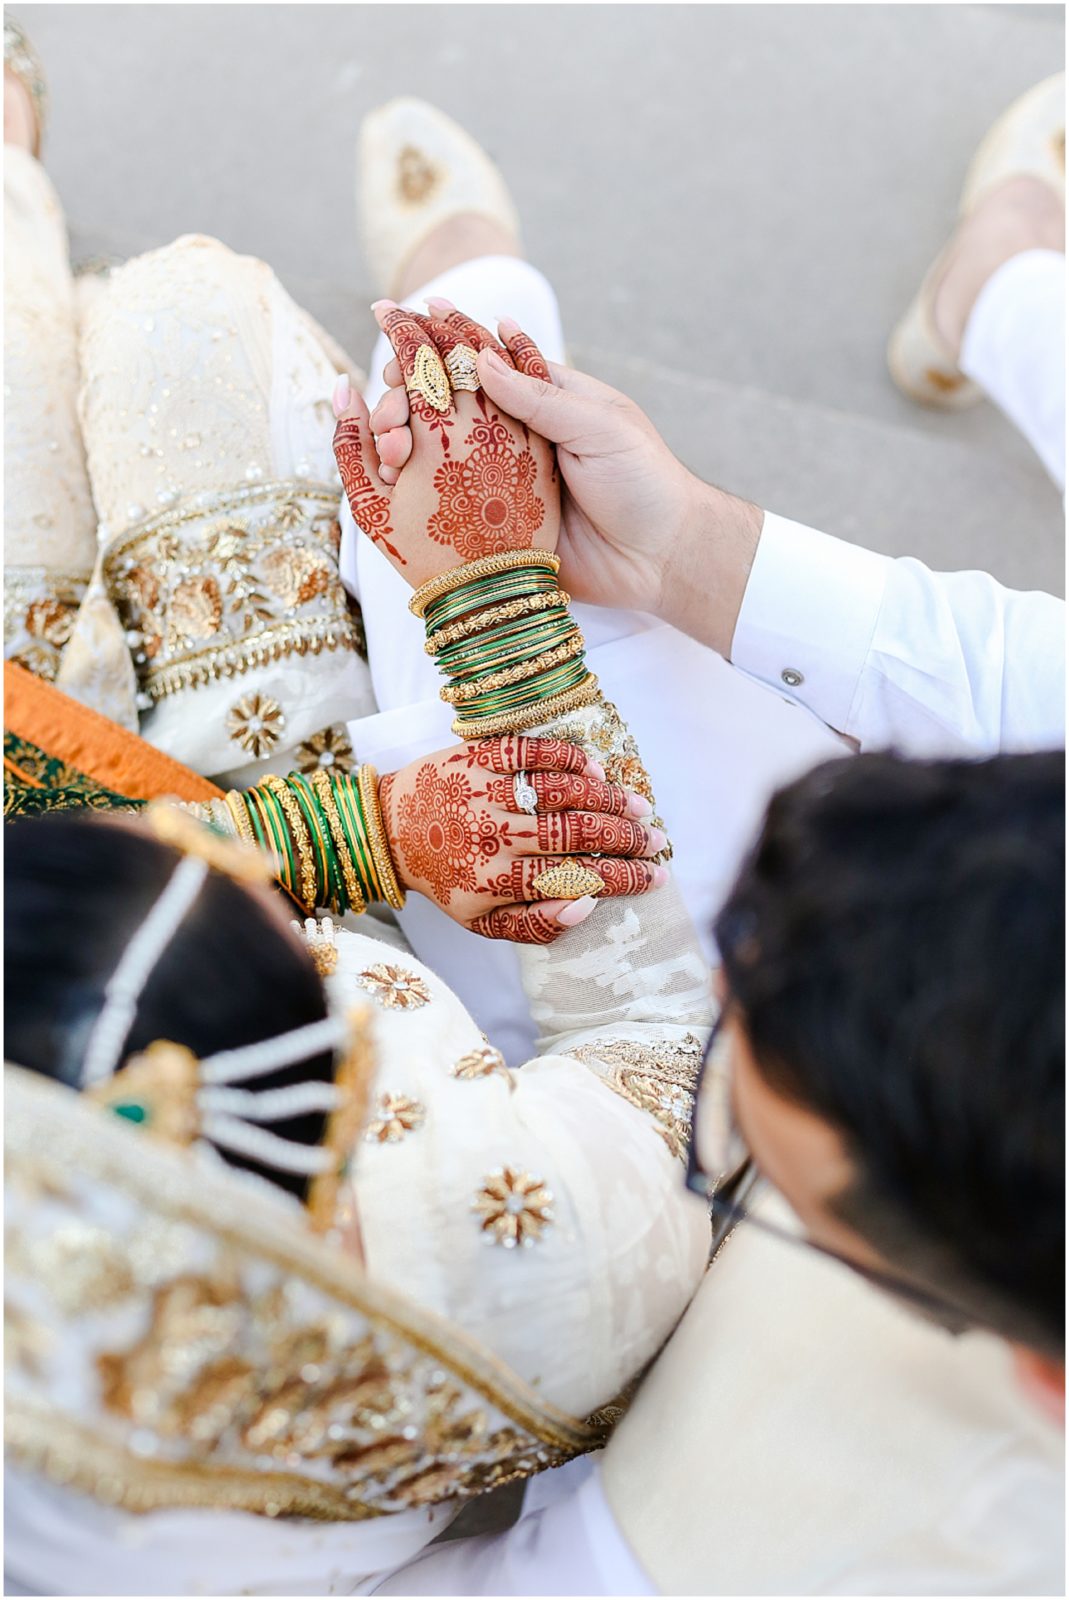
412;550;600;739
199;764;406;917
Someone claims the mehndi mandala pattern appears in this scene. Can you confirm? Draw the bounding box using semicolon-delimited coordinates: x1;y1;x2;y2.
356;965;432;1012
101;481;364;702
567;1034;705;1161
5;1069;608;1522
4;567;91;682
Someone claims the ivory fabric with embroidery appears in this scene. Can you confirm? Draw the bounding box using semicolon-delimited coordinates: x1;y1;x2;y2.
5;160;375;784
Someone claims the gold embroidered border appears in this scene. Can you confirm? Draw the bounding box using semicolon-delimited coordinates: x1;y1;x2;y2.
5;1067;605;1455
100;480;365;702
4;566;92;683
568;1034;705;1161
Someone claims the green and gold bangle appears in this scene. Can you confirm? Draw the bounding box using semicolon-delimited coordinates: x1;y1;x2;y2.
310;768;365;916
357;764;406;910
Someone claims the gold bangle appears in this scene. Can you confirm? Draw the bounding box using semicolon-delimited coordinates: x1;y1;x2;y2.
357;764;407;910
264;776;318;912
409;549;561;618
452;674;601;740
423;589;571;653
310;768;366;915
224;790;258;851
440;635;587;704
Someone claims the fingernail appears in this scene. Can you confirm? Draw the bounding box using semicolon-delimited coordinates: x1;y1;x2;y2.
370;299;394;313
584;760;606;781
332;373;351;417
497;315;520;335
652;864;670;887
647;827;668;854
481;350;508;375
426;296;456;313
627;792;653;818
557;894;599;927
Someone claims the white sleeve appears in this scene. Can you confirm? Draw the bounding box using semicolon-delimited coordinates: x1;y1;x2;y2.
731;512;1065;756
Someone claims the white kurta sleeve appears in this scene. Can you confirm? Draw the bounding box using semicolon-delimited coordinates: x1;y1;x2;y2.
731;512;1065;756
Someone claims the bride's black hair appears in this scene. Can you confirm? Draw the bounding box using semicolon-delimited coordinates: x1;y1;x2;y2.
4;810;336;1200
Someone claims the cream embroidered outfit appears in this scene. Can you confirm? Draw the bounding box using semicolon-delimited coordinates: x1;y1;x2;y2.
4;151;374;786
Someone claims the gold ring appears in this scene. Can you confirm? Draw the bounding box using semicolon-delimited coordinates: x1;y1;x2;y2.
444;344;480;393
530;859;605;901
406;344;452;413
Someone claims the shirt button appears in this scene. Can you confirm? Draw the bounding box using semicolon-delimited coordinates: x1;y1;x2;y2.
781;668;804;688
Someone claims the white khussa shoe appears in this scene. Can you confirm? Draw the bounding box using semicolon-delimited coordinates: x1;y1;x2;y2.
358;97;521;299
888;72;1065;410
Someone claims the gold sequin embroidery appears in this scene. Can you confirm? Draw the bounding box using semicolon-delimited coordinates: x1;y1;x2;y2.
473;1168;555;1249
356;965;432;1011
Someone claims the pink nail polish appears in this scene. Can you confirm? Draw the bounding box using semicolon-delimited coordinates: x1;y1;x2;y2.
370;299;394;313
647;827;668;854
652;864;670;888
497;316;521;335
332;373;351;417
627;793;653;818
585;760;607;781
557;894;598;927
426;296;456;313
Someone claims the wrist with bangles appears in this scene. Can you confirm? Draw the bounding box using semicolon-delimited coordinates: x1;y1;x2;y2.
197;764;405;917
411;550;600;739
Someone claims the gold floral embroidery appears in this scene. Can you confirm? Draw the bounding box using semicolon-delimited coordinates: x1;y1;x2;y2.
363;1093;426;1144
452;1046;512;1088
102;482;365;701
474;1168;555;1249
295;724;355;776
227;691;285;758
357;964;432;1011
4;567;91;683
569;1034;704;1160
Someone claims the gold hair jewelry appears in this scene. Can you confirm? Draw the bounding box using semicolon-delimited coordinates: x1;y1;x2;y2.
86;1040;200;1145
307;1005;378;1233
451;674;601;739
530;860;606;900
444;343;481;393
294;916;340;978
146;800;273;885
423;590;570;653
356;765;407;910
410;549;561;618
407;343;452;414
310;769;366;915
441;636;587;704
263;776;318;912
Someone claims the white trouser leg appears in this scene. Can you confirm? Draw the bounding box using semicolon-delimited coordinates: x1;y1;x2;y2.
959;248;1066;490
343;257;847;1061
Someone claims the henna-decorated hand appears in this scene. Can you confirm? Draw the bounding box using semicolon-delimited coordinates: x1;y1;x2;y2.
333;304;560;591
378;735;668;945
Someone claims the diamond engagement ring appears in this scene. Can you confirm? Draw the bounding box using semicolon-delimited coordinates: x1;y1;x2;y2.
513;771;539;815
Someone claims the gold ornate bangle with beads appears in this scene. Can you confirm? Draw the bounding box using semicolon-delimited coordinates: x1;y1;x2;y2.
310;768;366;915
423;589;570;654
263;776;319;912
441;636;587;703
224;790;258;850
409;549;561;618
357;764;406;910
451;674;601;740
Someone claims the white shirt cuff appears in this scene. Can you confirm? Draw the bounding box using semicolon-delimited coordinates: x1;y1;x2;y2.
731;512;889;734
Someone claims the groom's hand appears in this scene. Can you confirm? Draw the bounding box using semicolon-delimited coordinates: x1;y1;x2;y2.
371;301;764;656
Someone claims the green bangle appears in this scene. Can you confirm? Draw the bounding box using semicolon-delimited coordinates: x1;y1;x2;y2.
336;773;381;904
286;775;333;910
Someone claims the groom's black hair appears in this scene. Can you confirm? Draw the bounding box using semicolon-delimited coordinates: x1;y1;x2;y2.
715;749;1064;1357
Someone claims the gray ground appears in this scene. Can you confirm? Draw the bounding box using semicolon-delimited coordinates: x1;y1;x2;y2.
19;2;1065;595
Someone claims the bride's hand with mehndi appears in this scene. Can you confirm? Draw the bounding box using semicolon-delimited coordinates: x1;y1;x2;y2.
380;734;667;943
332;302;559;589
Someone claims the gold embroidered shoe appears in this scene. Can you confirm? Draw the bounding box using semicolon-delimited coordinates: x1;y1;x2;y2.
888;72;1065;410
358;98;521;298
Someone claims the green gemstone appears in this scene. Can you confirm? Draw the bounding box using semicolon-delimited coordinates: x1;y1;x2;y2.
113;1102;148;1125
